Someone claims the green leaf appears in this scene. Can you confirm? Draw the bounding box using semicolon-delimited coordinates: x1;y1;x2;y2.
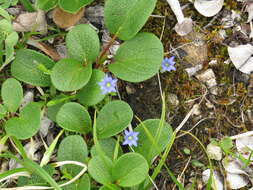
59;0;94;13
109;33;164;82
0;19;13;33
88;155;113;185
0;6;11;21
112;152;149;187
57;135;88;176
51;58;92;91
4;31;19;64
4;102;41;139
1;78;23;112
220;137;233;153
104;0;156;40
66;24;100;63
91;138;123;160
97;100;133;139
36;0;57;11
47;95;68;122
99;184;121;190
11;49;55;87
56;102;91;133
22;158;61;190
77;69;105;106
133;119;173;164
0;104;7;119
77;174;90;190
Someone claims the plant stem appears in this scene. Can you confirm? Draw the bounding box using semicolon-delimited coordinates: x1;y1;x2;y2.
96;33;118;65
19;0;35;12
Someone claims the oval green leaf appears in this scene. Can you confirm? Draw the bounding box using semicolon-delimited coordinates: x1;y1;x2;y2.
66;24;100;63
77;69;105;106
1;78;23;112
108;33;164;82
0;104;7;119
56;102;91;133
4;102;41;139
51;58;92;91
97;100;133;139
88;155;113;185
57;135;88;176
36;0;58;11
104;0;156;40
59;0;93;14
11;49;55;87
112;153;149;187
133;119;173;164
90;138;123;160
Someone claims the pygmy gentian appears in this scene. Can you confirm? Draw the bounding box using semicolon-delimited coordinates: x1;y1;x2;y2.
98;74;118;94
122;130;139;147
161;56;176;72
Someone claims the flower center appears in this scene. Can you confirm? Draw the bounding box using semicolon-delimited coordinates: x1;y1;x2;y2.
165;63;169;66
128;136;133;140
106;82;111;87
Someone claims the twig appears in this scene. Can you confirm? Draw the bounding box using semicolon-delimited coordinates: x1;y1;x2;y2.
172;156;191;190
230;131;253;140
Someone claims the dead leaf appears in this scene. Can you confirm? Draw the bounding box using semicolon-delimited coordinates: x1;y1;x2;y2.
27;37;61;61
13;10;47;33
52;7;85;29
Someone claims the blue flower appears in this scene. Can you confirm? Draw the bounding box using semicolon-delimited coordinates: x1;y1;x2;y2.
122;130;139;147
98;74;118;95
161;56;176;72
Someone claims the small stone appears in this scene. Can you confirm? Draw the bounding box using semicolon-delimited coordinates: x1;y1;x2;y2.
167;93;179;107
207;143;223;160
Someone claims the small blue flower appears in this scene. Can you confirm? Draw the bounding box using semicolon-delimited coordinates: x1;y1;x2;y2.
122;130;139;147
98;74;118;95
161;56;176;72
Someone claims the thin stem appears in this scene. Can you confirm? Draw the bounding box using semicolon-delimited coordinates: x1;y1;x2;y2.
96;33;118;65
19;0;35;12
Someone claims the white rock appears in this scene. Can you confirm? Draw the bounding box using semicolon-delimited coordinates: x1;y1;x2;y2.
228;44;253;74
236;135;253;153
20;90;34;109
226;172;249;189
40;116;53;137
13;10;47;33
206;143;223;160
202;169;224;190
194;0;224;17
246;2;253;22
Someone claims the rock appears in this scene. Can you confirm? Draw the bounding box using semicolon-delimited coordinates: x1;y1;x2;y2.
13;10;47;33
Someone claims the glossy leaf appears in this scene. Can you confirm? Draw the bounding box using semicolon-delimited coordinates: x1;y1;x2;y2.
66;24;100;63
56;102;91;133
104;0;156;40
51;58;92;91
109;33;164;82
11;49;55;87
77;69;105;106
57;135;88;176
1;78;23;112
96;100;133;139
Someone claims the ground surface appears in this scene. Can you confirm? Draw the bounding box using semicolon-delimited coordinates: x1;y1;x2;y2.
1;0;252;189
